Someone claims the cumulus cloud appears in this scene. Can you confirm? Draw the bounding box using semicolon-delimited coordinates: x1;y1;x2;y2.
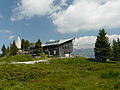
11;0;120;33
11;0;68;21
0;30;12;34
52;0;120;33
107;34;120;43
74;34;120;49
73;36;97;49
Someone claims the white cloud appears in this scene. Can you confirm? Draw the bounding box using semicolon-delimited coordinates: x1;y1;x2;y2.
107;34;120;43
0;30;12;34
73;36;97;49
52;0;120;33
11;0;120;33
74;34;120;49
8;35;15;40
11;0;68;21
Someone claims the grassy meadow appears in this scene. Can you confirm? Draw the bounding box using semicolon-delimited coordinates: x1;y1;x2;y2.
0;55;49;64
0;57;120;90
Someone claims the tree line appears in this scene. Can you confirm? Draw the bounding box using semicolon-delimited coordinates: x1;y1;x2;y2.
95;29;120;62
1;29;119;62
1;39;43;57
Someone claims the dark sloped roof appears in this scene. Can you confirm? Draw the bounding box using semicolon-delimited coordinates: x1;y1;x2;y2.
42;38;74;47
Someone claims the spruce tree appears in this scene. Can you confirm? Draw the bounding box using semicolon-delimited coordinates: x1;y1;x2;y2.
10;40;19;55
112;38;120;61
24;40;30;51
94;29;111;62
21;39;26;50
35;39;43;56
1;44;7;56
6;46;10;56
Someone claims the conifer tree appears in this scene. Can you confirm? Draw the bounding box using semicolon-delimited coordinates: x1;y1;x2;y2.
35;39;43;56
10;40;19;55
6;46;10;56
24;40;30;51
112;38;120;61
1;44;7;56
94;29;111;62
21;39;26;50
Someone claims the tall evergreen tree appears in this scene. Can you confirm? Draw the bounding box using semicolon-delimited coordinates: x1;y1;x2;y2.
24;40;30;51
112;38;120;61
21;39;26;50
6;46;10;56
94;29;111;62
10;40;19;55
35;39;43;56
1;44;7;56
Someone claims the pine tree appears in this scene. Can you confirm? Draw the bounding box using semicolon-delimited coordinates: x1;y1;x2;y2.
24;40;30;51
112;38;120;61
6;46;10;56
94;29;111;62
35;39;43;56
1;44;7;56
10;40;19;55
21;39;26;50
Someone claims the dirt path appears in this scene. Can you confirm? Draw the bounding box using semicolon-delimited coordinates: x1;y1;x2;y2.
12;60;48;64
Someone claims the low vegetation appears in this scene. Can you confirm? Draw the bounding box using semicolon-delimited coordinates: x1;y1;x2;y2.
0;55;33;63
0;55;49;64
0;57;120;89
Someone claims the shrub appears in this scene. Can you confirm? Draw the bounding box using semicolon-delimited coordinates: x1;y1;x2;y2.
101;71;120;79
0;64;50;81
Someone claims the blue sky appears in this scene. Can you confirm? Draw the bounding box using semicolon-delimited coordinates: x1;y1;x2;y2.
0;0;120;49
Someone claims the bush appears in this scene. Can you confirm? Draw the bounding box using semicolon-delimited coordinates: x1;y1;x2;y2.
101;71;120;79
114;81;120;89
0;64;50;81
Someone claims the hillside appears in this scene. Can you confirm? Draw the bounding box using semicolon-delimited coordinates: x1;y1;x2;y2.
73;48;94;58
0;57;120;89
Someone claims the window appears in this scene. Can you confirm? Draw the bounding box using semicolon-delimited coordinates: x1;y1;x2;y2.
54;50;56;55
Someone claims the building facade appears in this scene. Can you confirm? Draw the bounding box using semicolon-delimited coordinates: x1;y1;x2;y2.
43;38;74;57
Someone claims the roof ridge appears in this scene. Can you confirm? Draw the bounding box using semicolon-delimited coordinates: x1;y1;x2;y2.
43;38;74;47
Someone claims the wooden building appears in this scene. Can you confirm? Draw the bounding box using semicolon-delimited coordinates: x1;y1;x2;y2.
43;38;74;57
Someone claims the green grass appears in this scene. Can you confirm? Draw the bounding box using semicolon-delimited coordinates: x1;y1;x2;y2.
0;55;49;64
0;55;33;63
0;57;120;89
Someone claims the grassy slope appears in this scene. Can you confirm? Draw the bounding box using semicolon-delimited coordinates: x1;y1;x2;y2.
0;55;49;64
0;55;33;63
0;57;120;90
